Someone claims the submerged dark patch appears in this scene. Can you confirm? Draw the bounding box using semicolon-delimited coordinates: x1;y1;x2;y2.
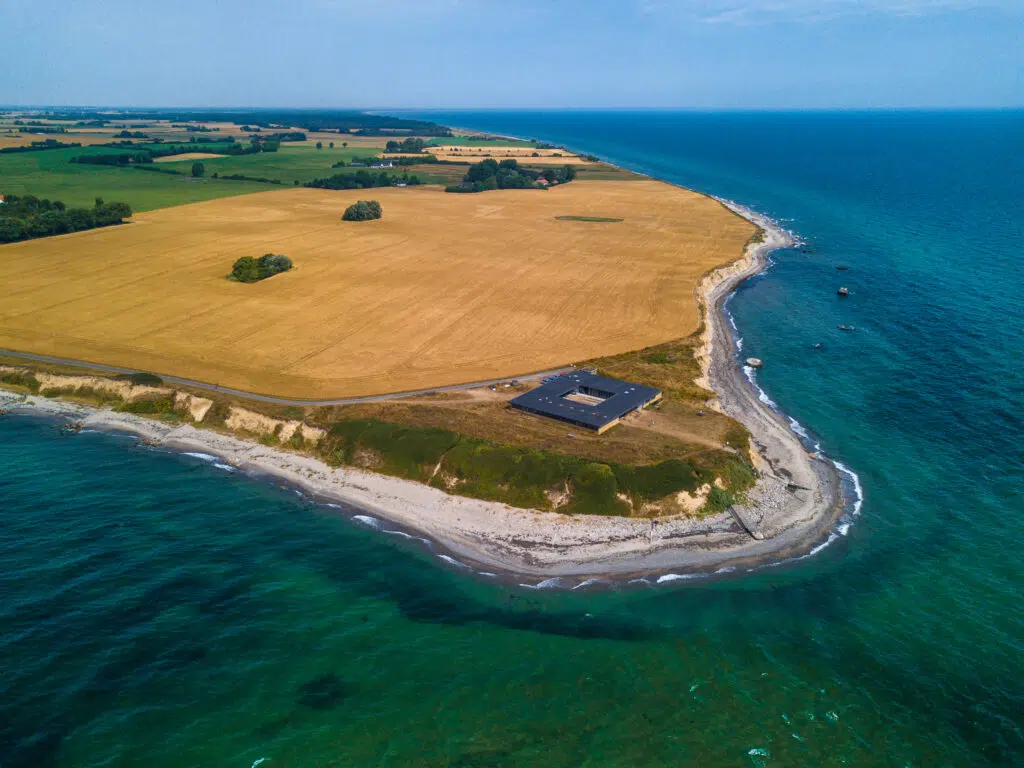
296;673;349;711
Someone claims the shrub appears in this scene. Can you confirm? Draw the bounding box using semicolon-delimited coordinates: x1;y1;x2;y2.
230;253;292;283
704;486;734;514
342;200;382;221
116;396;176;415
191;161;205;178
0;371;40;392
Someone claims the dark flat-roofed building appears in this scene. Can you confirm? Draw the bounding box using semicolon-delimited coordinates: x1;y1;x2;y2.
509;371;662;434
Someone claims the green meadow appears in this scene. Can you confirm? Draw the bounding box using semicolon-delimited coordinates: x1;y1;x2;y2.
0;147;267;212
0;143;456;212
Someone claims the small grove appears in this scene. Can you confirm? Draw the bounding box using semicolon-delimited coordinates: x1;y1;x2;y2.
0;195;132;243
230;253;293;283
445;159;576;193
342;200;382;221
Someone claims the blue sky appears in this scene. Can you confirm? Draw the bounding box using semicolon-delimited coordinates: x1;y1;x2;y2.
1;0;1020;109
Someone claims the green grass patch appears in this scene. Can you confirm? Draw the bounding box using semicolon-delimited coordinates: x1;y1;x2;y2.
555;215;624;223
316;417;753;516
0;371;40;393
115;396;176;415
0;147;268;212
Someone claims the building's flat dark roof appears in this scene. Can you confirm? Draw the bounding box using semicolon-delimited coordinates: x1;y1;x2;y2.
509;371;661;430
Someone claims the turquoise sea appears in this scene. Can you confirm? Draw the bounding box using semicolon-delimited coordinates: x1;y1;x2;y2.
2;111;1022;766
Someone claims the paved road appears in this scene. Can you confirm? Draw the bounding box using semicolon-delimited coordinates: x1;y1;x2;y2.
0;349;574;406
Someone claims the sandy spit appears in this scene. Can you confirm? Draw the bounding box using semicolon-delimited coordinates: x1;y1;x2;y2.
0;204;845;583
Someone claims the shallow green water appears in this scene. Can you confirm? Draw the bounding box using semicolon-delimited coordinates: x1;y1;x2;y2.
3;111;1022;767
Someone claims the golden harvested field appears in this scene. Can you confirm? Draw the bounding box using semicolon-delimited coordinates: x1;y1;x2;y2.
429;146;574;156
153;152;228;163
0;181;754;399
0;133;126;148
434;154;592;165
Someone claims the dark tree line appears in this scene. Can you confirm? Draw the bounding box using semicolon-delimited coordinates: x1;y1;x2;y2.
71;152;153;166
305;170;422;190
0;139;82;155
0;195;132;243
384;137;427;154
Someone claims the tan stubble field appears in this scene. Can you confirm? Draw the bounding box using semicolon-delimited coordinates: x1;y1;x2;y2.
0;181;754;398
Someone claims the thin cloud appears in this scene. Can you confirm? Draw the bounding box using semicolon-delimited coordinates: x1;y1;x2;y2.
639;0;1021;24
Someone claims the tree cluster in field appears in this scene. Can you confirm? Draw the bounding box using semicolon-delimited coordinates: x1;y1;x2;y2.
230;253;293;283
117;130;149;139
0;195;132;243
444;159;576;193
342;200;382;221
337;154;439;169
305;170;421;190
0;139;82;155
213;172;283;185
18;126;67;134
384;137;427;154
258;131;306;143
75;119;109;127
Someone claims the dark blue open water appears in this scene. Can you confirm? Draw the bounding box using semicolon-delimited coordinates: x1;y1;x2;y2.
2;111;1022;766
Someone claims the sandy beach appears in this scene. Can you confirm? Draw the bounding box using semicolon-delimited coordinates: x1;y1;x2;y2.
0;202;846;584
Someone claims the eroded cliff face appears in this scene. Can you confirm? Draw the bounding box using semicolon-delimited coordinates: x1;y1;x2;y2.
0;367;323;445
225;406;325;445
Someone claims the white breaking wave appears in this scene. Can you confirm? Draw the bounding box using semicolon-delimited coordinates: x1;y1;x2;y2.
183;452;218;462
788;417;810;440
353;514;381;529
736;337;744;351
656;573;703;584
213;463;235;472
742;366;778;408
572;578;607;590
832;459;864;518
438;554;470;569
384;529;432;546
519;577;564;589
